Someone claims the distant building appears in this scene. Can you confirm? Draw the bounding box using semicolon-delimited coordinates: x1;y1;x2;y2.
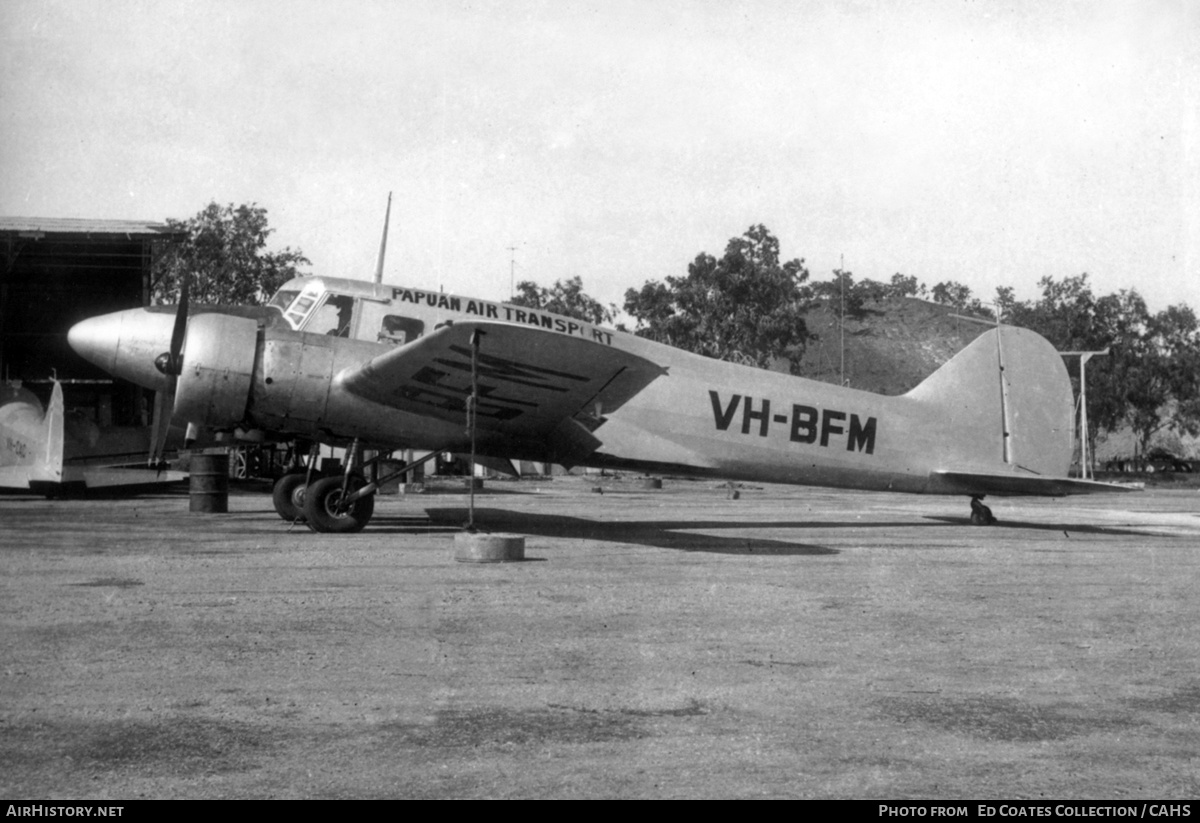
0;216;181;426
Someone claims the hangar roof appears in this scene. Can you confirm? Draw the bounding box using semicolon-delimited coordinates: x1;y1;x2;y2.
0;216;180;238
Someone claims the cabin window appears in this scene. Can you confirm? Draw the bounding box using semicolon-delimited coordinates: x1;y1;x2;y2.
379;315;424;345
308;294;355;337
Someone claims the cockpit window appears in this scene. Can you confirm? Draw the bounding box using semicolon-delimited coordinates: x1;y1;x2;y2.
273;287;358;335
278;288;322;330
267;289;300;313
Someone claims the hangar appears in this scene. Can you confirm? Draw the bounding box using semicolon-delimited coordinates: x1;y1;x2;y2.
1;216;181;426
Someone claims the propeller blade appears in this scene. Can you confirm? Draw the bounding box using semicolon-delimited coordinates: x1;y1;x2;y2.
148;387;173;466
168;274;190;373
150;274;189;463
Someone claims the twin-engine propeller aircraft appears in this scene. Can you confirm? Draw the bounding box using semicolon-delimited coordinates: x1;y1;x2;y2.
67;274;1128;532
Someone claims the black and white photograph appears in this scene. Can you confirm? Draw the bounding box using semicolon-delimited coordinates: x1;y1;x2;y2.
2;0;1197;801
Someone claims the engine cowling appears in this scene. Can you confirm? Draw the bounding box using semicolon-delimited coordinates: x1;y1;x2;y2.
174;313;259;429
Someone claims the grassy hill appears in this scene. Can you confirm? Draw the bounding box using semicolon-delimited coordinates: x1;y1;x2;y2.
791;297;1199;463
794;296;991;395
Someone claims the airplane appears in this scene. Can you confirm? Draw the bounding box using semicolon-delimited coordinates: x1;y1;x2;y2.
0;379;186;494
65;273;1130;531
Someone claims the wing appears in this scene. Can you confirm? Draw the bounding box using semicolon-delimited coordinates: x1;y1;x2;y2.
338;321;667;462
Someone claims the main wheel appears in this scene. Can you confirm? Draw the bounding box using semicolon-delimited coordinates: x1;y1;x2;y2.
304;475;375;533
272;473;311;522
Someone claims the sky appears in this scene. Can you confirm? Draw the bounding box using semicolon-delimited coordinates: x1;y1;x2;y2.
2;0;1197;316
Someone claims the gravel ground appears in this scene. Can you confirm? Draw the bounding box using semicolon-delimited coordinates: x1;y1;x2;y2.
1;476;1197;799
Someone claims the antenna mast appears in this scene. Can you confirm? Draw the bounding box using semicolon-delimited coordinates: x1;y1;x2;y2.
839;254;845;386
507;245;517;299
373;192;393;285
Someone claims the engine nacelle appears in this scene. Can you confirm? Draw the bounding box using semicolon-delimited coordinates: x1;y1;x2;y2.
174;313;259;429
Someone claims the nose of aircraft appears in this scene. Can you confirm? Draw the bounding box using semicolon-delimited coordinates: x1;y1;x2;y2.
68;309;176;391
67;313;121;374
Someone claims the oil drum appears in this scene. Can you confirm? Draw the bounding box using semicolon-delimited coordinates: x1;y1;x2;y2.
189;453;230;513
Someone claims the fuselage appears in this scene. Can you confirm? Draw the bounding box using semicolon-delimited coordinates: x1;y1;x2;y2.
68;275;1076;496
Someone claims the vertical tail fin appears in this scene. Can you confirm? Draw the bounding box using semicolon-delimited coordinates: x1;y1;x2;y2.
42;381;65;482
904;326;1074;478
0;382;65;487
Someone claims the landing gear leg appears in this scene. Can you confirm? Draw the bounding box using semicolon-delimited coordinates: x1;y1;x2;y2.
305;438;373;533
302;445;445;534
970;495;997;526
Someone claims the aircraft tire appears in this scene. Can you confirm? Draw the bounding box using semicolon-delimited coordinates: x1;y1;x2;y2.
272;473;311;522
304;475;375;533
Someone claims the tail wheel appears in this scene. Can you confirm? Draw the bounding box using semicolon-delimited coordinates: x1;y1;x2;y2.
272;473;312;522
304;475;375;533
969;496;996;526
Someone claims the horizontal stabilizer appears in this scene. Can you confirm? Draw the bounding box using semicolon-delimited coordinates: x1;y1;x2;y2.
459;454;520;477
932;470;1136;497
79;467;188;489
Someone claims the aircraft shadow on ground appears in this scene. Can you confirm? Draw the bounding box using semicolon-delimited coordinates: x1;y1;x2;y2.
922;515;1167;538
393;507;840;556
368;507;1177;550
410;485;529;496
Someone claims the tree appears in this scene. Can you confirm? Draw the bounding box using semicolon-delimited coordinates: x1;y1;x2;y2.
810;270;890;317
1119;301;1200;457
1008;275;1200;464
889;273;927;299
1006;276;1132;461
929;280;968;309
1077;288;1150;461
994;285;1018;318
509;275;616;325
152;202;310;305
1155;304;1200;440
928;279;992;318
623;225;813;372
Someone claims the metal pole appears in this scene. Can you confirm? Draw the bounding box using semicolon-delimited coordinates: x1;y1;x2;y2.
1079;353;1094;479
466;330;481;531
1059;349;1109;480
